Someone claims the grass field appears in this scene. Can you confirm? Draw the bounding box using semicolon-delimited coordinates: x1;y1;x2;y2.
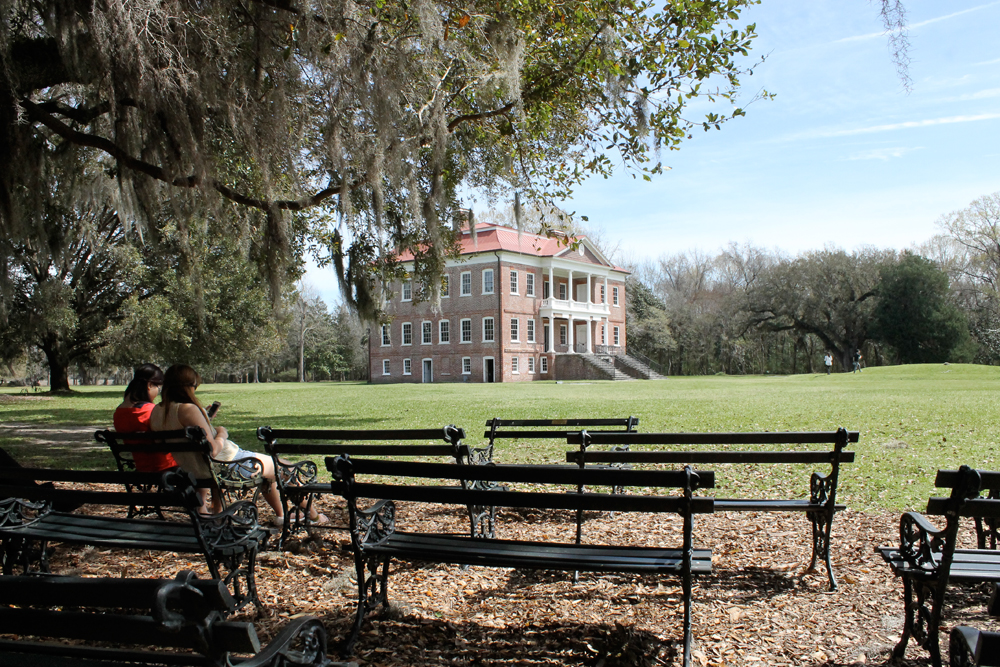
2;362;998;513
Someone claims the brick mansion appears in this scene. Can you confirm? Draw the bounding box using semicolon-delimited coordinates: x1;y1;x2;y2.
369;223;641;383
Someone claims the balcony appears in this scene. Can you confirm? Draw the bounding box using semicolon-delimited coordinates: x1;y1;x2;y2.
539;298;610;318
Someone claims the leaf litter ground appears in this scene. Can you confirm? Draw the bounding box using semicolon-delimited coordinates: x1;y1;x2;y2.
31;489;1000;667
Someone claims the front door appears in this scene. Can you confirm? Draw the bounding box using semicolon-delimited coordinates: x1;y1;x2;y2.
422;359;433;383
575;322;588;352
483;357;495;383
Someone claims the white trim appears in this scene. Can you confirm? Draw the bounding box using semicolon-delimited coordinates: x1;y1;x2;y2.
380;324;390;347
509;269;519;295
441;274;450;298
482;268;495;295
482;316;495;343
511;356;519;374
460;271;472;296
483;356;496;382
439;319;450;344
403;358;412;375
401;280;412;302
421;320;432;345
614;326;620;346
421;358;433;383
527;319;535;343
382;359;391;375
510;317;519;343
528;357;535;373
526;272;535;297
540;356;548;373
401;322;413;346
461;357;472;374
613;286;619;306
460;318;472;343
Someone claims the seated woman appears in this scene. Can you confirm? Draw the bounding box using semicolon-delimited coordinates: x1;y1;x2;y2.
150;364;322;525
113;364;177;473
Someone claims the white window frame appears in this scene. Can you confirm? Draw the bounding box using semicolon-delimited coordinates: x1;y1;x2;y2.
483;317;495;343
402;280;412;302
559;282;567;300
510;317;519;343
528;357;535;373
613;286;619;306
460;318;472;343
482;268;494;295
402;322;412;346
510;270;519;294
421;321;432;345
560;325;567;345
601;324;606;345
460;271;472;296
511;356;519;374
600;284;606;303
526;273;535;297
462;357;472;374
543;280;550;299
439;320;450;343
527;319;535;343
540;357;548;373
403;358;412;375
380;324;390;347
382;359;390;375
614;326;620;346
441;274;450;298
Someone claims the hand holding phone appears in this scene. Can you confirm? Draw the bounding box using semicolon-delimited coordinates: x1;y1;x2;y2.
206;401;221;420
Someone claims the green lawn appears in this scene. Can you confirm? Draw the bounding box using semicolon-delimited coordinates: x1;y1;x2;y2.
2;363;998;513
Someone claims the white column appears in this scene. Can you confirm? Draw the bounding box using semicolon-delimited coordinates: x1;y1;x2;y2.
585;317;592;353
604;276;609;304
567;270;574;302
586;273;592;304
548;266;554;300
567;317;575;353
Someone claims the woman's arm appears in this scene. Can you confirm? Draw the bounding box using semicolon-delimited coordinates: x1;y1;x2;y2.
177;404;227;458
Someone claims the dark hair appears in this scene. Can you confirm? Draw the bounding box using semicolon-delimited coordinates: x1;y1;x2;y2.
123;364;164;404
160;364;205;413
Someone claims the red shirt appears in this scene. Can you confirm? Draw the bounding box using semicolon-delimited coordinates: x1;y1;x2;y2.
113;403;178;472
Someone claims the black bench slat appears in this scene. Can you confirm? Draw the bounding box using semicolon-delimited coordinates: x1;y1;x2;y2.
263;443;467;457
345;482;714;514
573;431;860;446
338;458;715;489
487;418;638;428
260;428;461;441
372;533;712;573
0;484;188;509
935;469;1000;490
0;640;210;667
0;468;169;485
0;574;234;610
927;497;1000;518
714;499;847;512
570;451;857;464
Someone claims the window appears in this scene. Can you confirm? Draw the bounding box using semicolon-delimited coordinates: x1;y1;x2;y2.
614;326;620;346
403;358;412;375
461;318;472;343
526;273;535;297
528;357;535;373
441;274;450;298
462;357;472;374
601;325;606;345
422;321;432;344
527;319;535;343
402;280;412;302
540;357;548;373
543;281;550;299
482;269;494;294
613;286;619;306
483;317;494;342
600;284;606;303
559;282;567;300
511;356;519;373
382;360;390;375
510;270;519;294
460;271;472;296
439;320;450;343
510;318;519;342
381;324;390;346
402;322;412;346
560;325;567;345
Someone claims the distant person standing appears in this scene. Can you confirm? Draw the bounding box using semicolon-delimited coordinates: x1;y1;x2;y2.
852;349;863;373
824;353;833;375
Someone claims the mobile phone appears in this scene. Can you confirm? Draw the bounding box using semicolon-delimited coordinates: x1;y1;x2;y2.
206;401;221;420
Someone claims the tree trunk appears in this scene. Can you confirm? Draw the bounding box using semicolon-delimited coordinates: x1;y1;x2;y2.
43;348;71;392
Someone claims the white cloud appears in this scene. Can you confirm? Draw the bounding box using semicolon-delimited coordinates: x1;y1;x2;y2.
975;57;1000;66
784;112;1000;141
847;146;922;161
832;2;1000;44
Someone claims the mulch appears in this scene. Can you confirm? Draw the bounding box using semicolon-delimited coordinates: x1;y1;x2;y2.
28;493;1000;667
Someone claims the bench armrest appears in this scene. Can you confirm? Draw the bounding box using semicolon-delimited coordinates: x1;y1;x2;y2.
898;511;947;572
0;496;51;527
275;459;320;488
195;500;263;550
210;455;266;491
236;616;331;667
354;499;396;549
810;471;833;505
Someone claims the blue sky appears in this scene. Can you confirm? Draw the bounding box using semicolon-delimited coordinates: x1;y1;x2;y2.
305;0;1000;303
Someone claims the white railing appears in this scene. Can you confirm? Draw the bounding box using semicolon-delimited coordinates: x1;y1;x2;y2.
540;298;610;315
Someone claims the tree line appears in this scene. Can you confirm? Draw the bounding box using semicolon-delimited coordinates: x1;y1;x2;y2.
624;192;1000;375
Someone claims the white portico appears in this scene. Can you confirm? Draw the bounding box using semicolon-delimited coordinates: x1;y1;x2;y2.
539;261;612;354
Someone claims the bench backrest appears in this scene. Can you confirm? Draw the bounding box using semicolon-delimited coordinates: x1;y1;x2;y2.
0;570;259;659
326;455;714;515
929;467;1000;519
566;428;858;465
485;416;639;446
0;467;203;514
257;425;469;460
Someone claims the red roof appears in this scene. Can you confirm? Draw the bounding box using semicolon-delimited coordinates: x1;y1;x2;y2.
397;224;628;272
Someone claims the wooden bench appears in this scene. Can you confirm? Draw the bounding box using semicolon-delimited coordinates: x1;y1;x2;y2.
878;466;1000;667
327;454;714;667
96;426;266;517
0;569;349;666
567;427;857;590
0;466;267;612
256;425;492;546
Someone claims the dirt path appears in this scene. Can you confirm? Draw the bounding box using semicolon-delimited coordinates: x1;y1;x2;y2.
0;422;104;450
